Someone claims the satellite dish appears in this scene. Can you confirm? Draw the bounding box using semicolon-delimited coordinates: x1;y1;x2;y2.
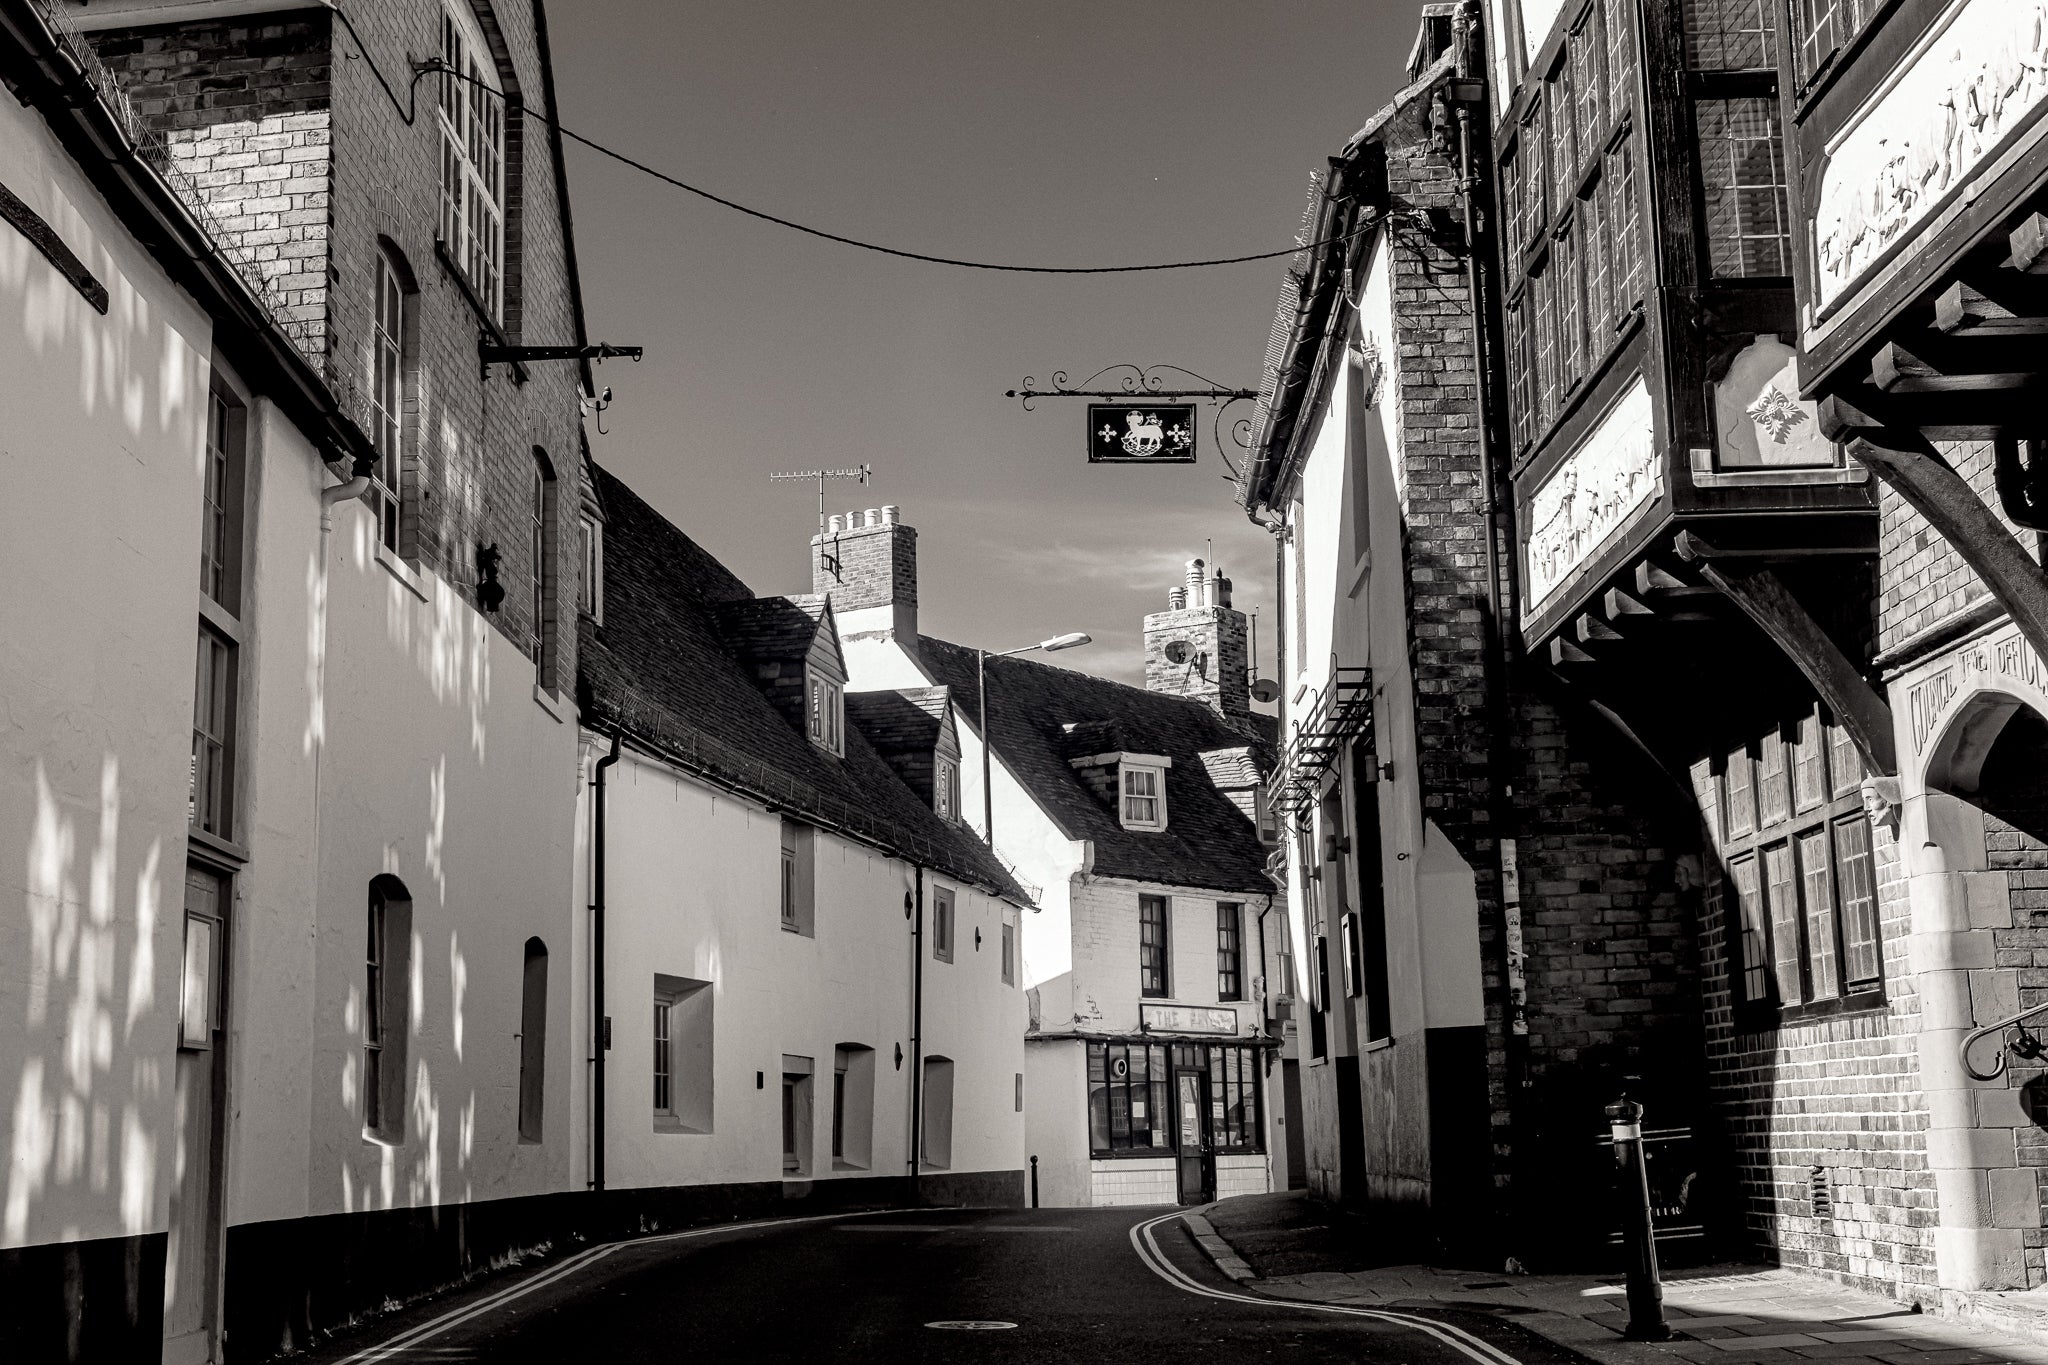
1164;640;1192;664
1250;678;1280;703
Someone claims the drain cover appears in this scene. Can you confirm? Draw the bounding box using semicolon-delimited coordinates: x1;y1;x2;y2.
926;1321;1018;1331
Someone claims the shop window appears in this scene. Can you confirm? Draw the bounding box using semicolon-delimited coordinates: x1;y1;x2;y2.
518;937;547;1143
364;876;413;1143
832;1043;875;1170
920;1055;954;1168
932;886;955;963
1139;894;1171;998
1207;1045;1265;1154
652;973;713;1133
1087;1040;1171;1155
780;819;815;936
781;1056;813;1177
1216;902;1244;1002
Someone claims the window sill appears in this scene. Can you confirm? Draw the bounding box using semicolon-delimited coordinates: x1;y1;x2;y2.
782;923;815;939
361;1128;402;1148
532;682;568;723
1362;1035;1394;1054
832;1159;870;1173
1737;990;1887;1032
186;826;249;867
1687;449;1868;489
653;1118;710;1135
1088;1149;1177;1162
376;541;428;603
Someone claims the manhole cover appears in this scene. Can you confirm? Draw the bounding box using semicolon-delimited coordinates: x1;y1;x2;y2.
926;1321;1017;1331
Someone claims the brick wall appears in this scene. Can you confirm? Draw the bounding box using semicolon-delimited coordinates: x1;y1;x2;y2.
812;516;917;617
1142;603;1250;716
88;0;588;694
1377;116;1703;1230
1879;441;2040;654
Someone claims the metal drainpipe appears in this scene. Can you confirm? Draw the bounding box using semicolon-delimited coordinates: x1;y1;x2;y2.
1455;78;1532;1207
591;724;621;1195
909;865;925;1205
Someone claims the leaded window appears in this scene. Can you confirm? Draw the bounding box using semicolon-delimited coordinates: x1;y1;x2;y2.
1697;96;1792;278
1788;0;1880;93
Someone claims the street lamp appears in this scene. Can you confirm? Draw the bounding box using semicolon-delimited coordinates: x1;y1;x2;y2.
978;632;1091;846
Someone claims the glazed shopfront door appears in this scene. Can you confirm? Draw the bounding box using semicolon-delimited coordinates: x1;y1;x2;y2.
1174;1067;1214;1204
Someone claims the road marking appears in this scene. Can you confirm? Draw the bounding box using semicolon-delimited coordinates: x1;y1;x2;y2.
336;1210;893;1364
926;1321;1019;1330
838;1224;1077;1232
1127;1214;1526;1365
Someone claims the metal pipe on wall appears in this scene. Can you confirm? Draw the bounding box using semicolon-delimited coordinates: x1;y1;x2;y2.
909;864;925;1205
591;725;621;1195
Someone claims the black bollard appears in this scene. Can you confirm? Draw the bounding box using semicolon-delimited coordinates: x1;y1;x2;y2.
1030;1154;1039;1209
1607;1096;1670;1342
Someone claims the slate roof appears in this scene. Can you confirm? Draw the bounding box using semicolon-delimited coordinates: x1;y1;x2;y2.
844;688;952;758
578;467;1026;904
713;594;831;665
917;636;1279;895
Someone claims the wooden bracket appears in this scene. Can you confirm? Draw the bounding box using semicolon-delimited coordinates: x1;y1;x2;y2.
1841;430;2048;698
1673;544;1898;778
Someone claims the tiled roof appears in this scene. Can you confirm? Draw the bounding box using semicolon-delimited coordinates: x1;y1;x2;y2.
917;637;1279;895
845;688;950;757
1197;746;1263;790
578;467;1026;904
713;594;829;664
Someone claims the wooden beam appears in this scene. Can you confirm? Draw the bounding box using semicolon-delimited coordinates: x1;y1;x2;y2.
1634;560;1719;600
1684;557;1898;778
1603;586;1654;618
1670;529;1870;560
1936;281;2048;336
1870;340;2042;394
1575;613;1625;645
1817;388;2032;443
1844;427;2048;700
1549;637;1595;665
2012;213;2048;275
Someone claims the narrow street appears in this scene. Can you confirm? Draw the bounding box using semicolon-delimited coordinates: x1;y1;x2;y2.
305;1209;1584;1365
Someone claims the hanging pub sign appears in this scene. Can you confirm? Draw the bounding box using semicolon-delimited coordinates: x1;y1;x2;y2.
1088;404;1197;464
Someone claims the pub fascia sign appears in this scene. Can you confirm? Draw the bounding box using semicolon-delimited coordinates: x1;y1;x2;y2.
1812;0;2048;318
1089;404;1198;464
1140;1003;1238;1035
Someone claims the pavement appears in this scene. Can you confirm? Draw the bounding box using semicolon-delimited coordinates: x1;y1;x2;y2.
1191;1190;2048;1365
288;1204;1598;1364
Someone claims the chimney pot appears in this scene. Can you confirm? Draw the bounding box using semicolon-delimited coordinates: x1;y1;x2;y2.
1169;587;1188;610
882;505;900;525
865;508;881;527
827;514;843;533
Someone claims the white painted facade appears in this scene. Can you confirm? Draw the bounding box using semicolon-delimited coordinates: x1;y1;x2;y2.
569;740;1027;1194
839;577;1289;1209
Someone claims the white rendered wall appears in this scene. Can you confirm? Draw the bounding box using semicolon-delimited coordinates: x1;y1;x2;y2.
0;89;214;1255
581;747;1025;1192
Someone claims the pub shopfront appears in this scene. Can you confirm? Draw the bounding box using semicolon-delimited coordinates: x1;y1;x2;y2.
1086;1020;1268;1207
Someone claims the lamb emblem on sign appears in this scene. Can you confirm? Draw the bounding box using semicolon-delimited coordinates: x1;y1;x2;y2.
1118;410;1193;459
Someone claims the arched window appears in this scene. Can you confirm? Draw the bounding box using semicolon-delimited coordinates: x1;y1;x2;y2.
369;244;417;556
531;449;559;689
518;937;547;1143
364;875;413;1143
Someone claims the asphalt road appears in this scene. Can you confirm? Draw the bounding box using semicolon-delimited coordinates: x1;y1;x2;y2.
309;1207;1595;1364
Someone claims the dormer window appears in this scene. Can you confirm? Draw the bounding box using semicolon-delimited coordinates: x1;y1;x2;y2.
935;756;961;823
808;668;843;755
1121;762;1167;831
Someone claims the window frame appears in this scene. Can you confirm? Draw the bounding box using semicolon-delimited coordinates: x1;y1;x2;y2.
935;756;960;823
369;247;414;558
1207;1043;1265;1155
1139;894;1171;998
1087;1039;1173;1157
578;514;604;622
1121;762;1167;831
932;885;955;963
1700;708;1886;1023
779;819;815;937
1000;918;1016;987
807;668;844;756
1216;901;1244;1003
531;451;559;689
437;3;506;318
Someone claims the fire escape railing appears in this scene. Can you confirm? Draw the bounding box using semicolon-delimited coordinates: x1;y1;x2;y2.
1270;667;1374;829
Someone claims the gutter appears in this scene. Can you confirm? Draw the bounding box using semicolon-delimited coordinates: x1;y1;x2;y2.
0;0;379;477
908;865;924;1204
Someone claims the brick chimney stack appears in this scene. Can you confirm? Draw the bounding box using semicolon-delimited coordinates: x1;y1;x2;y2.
812;506;918;646
1143;558;1249;717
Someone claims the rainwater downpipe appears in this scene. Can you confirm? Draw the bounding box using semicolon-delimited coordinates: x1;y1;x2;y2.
319;461;371;532
909;864;925;1205
1454;78;1533;1159
591;724;621;1196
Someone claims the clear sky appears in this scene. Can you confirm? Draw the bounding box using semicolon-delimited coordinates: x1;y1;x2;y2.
550;1;1419;690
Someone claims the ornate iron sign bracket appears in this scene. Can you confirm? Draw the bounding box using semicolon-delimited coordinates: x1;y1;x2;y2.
1007;364;1258;472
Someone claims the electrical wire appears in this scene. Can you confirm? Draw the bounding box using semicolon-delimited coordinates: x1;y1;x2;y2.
332;8;1369;275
